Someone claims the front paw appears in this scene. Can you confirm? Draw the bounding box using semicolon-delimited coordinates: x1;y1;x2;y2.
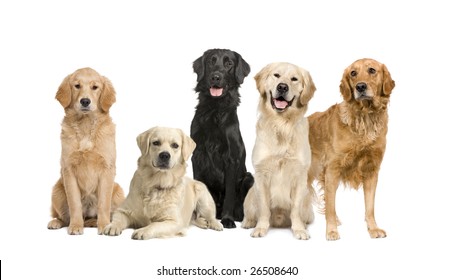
131;228;152;240
68;223;84;235
221;217;236;228
103;224;122;236
293;229;310;240
368;228;387;238
326;230;340;241
251;227;268;238
47;219;64;230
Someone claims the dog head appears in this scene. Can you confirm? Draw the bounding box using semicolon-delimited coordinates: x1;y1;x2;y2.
193;48;250;99
340;58;395;108
255;62;316;117
136;126;196;171
55;67;116;114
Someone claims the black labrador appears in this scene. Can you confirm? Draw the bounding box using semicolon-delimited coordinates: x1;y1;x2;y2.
190;49;254;228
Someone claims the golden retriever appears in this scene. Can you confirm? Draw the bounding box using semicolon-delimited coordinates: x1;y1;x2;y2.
308;58;395;240
103;126;223;239
47;67;125;235
242;62;316;239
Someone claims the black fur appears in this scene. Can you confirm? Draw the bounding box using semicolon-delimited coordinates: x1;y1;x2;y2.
190;49;254;228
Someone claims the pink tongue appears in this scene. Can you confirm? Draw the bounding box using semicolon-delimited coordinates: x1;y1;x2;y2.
210;88;223;96
274;99;288;109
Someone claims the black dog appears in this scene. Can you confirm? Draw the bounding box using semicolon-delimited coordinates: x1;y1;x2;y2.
190;49;254;228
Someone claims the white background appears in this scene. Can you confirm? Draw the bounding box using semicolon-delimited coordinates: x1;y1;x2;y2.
1;0;452;279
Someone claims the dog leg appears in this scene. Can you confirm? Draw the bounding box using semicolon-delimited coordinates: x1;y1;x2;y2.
250;177;271;237
96;174;115;234
324;169;341;240
193;183;224;231
131;221;182;240
103;210;130;236
363;176;387;238
220;164;238;228
62;170;84;235
291;179;310;240
48;178;69;230
241;187;257;229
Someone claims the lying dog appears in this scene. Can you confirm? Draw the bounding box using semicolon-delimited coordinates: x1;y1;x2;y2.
47;67;124;235
242;62;316;239
308;58;395;240
190;48;254;228
103;126;223;239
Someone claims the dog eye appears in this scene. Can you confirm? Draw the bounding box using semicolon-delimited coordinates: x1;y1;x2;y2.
92;85;98;90
171;143;179;149
274;73;280;78
225;60;234;68
210;57;217;65
351;70;357;77
74;84;81;89
291;77;298;82
368;68;376;74
152;141;161;146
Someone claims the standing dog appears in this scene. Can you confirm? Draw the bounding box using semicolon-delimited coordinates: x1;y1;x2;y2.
47;67;124;235
103;127;223;239
308;58;395;240
190;49;254;228
242;62;316;239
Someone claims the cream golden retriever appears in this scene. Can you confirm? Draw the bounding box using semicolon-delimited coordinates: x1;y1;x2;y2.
308;58;395;240
103;126;223;239
242;62;316;239
47;67;125;235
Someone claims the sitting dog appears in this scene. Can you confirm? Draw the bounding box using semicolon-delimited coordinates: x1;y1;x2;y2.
47;67;125;235
190;48;254;228
103;126;223;239
242;62;316;239
307;58;395;240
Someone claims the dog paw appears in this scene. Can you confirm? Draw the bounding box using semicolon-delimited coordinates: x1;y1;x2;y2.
131;228;152;240
221;218;236;229
209;220;224;231
368;228;387;238
193;217;209;229
326;230;340;241
293;229;310;240
102;224;122;236
47;219;64;230
241;218;256;229
251;227;268;238
68;224;84;235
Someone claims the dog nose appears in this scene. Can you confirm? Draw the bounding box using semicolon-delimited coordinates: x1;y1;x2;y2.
356;83;367;93
211;73;223;83
277;83;288;94
159;151;170;161
80;98;91;107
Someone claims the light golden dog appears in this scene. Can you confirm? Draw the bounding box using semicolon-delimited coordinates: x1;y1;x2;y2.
103;127;223;239
47;67;125;235
242;62;316;239
308;58;395;240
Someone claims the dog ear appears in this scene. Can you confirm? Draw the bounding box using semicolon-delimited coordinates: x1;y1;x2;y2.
381;63;395;96
299;68;316;105
339;67;353;102
55;74;72;108
193;54;206;82
136;129;151;156
100;76;116;113
179;129;196;162
254;64;271;96
234;51;250;84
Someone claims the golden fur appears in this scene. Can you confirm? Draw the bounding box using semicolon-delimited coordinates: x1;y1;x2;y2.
47;67;124;235
242;62;316;239
308;58;395;240
103;127;223;239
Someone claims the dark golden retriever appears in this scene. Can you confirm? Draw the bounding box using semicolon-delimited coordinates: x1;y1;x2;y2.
308;58;395;240
47;67;124;235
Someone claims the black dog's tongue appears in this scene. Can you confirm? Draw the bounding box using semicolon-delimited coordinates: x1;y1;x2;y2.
210;87;223;97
